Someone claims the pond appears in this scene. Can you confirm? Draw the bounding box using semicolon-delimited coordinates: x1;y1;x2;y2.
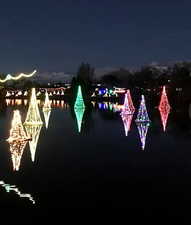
0;98;191;217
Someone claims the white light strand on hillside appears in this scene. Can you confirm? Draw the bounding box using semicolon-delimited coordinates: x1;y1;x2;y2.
0;70;37;83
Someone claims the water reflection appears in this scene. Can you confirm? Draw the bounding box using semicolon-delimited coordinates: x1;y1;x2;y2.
24;124;42;162
7;110;29;171
74;108;85;133
43;110;51;129
5;98;68;109
121;114;133;136
0;181;35;204
136;122;150;150
43;91;51;129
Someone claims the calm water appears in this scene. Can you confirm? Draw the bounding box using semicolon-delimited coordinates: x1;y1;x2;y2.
1;100;191;217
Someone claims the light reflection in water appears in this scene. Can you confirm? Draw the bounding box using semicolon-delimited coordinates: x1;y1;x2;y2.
5;99;68;109
7;110;29;171
24;125;42;162
136;122;150;150
74;108;85;133
0;181;35;204
121;113;133;136
43;110;51;129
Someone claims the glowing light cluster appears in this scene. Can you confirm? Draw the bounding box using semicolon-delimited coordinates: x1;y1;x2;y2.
43;91;51;110
7;110;29;171
121;90;135;115
74;85;85;133
158;86;171;132
74;85;85;109
24;88;43;126
135;95;150;122
0;70;36;83
0;181;35;204
43;91;51;129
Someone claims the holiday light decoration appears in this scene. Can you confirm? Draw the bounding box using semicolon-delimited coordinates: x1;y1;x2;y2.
74;108;85;133
24;88;43;126
9;139;28;171
7;110;28;143
121;113;133;136
158;86;171;132
43;91;51;110
135;95;150;122
121;90;135;115
7;110;29;171
6;91;11;97
0;181;35;204
136;122;150;150
91;92;96;97
74;85;85;109
42;91;51;129
0;70;36;83
18;91;22;96
24;124;42;162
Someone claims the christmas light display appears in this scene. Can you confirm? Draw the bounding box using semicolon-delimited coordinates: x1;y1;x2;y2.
158;86;171;132
7;110;28;142
136;122;150;150
74;108;85;133
74;85;85;109
0;181;35;204
24;88;43;126
135;95;150;122
0;70;36;83
24;124;42;162
121;113;133;136
6;91;11;97
7;110;29;171
43;91;51;110
121;90;135;115
9;139;28;171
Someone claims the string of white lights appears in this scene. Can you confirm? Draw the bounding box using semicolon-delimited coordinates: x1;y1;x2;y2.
0;70;37;83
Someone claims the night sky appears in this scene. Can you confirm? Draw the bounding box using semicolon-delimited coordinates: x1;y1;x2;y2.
0;0;191;73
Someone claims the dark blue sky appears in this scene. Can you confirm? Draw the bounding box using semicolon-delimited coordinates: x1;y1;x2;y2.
0;0;191;73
